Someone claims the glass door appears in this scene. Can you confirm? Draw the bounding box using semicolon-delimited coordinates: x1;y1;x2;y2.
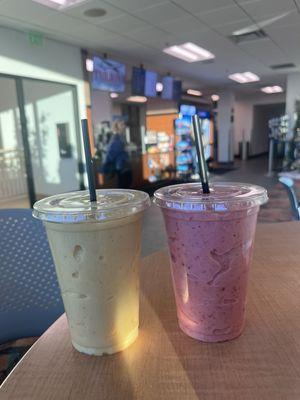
0;77;29;208
22;79;84;199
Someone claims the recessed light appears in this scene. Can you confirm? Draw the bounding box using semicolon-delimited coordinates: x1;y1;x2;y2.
127;96;147;103
32;0;87;10
110;92;119;99
261;85;283;94
83;8;106;17
156;82;163;92
187;89;202;96
228;71;260;83
211;94;220;101
85;58;93;72
163;42;215;63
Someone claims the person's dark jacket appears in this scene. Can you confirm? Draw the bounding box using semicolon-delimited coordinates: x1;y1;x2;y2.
101;134;130;175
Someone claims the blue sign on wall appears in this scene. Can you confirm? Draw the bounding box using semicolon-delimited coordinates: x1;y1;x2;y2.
92;56;126;93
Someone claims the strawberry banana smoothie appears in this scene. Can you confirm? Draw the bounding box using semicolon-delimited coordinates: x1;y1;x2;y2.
154;182;267;342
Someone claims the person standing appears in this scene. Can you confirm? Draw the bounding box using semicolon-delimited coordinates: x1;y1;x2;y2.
101;120;133;188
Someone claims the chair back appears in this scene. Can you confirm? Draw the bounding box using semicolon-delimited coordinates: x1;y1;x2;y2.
279;177;300;220
0;209;64;343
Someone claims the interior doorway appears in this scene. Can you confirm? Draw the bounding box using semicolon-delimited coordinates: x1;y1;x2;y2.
0;74;84;208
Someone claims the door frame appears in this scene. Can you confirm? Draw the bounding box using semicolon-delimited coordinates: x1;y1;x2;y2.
0;73;84;207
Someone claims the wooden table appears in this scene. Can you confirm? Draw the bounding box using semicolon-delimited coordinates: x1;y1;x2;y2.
1;222;300;400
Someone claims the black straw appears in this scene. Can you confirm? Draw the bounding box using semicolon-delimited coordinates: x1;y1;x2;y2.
81;119;97;203
192;115;210;194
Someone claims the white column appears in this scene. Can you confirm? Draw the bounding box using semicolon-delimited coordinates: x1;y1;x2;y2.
217;91;235;162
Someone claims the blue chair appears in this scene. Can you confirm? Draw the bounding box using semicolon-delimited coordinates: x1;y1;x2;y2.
279;177;300;220
0;209;64;344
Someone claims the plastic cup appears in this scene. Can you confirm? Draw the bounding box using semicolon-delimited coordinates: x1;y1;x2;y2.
154;182;268;342
33;189;150;355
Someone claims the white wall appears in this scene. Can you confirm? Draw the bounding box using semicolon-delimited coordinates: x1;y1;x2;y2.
24;83;80;196
0;26;87;194
0;27;86;119
234;99;252;155
218;91;235;162
234;92;286;156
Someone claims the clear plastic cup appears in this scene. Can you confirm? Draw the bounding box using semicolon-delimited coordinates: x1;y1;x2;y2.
154;182;268;342
33;189;150;355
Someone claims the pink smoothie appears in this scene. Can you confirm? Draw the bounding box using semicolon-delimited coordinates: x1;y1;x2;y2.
154;182;267;342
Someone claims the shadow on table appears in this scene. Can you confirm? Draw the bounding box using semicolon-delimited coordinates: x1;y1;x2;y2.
141;252;248;399
66;348;136;399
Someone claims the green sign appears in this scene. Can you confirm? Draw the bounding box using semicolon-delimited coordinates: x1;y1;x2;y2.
28;31;44;46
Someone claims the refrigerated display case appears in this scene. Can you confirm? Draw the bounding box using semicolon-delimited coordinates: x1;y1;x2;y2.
175;115;193;177
174;109;212;178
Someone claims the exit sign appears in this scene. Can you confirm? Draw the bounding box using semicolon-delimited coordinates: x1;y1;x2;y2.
28;31;44;46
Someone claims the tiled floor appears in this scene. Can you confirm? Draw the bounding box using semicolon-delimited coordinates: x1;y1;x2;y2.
0;156;283;256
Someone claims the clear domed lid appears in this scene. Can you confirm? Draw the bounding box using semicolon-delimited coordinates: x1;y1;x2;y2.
33;189;150;223
154;182;268;212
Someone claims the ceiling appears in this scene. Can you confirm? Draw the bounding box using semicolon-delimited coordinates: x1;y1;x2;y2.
0;0;299;95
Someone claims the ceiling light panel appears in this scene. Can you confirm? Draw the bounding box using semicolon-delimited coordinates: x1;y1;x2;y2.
32;0;88;10
187;89;202;96
261;86;283;94
163;42;215;63
127;96;147;103
228;71;260;83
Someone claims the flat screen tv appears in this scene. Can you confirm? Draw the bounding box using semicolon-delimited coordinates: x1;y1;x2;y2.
144;70;157;97
92;56;126;92
173;80;182;101
161;76;174;100
131;66;145;96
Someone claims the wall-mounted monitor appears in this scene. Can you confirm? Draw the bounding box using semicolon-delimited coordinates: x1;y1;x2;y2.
144;70;158;97
161;76;174;100
173;80;182;101
131;66;145;96
132;67;157;97
92;56;126;92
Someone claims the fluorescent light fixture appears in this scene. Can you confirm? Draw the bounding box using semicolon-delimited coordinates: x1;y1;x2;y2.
85;58;94;72
261;85;283;94
156;82;163;92
187;89;202;96
211;94;220;102
228;71;260;83
163;42;215;63
32;0;87;10
110;92;119;99
127;96;147;103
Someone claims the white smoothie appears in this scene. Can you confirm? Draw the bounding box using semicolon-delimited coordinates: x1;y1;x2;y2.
33;189;150;355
